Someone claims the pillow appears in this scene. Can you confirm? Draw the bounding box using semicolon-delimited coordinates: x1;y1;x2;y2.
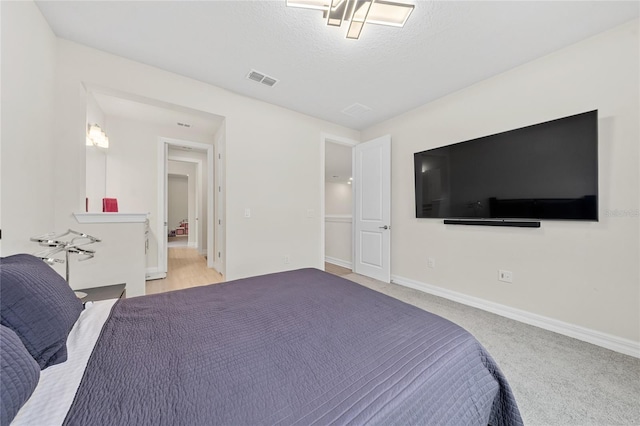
0;325;40;426
0;254;83;369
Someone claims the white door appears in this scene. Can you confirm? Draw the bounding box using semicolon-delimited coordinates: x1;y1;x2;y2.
162;142;169;275
215;145;225;274
353;135;391;283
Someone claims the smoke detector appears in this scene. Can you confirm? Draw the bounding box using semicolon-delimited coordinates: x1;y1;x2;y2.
246;70;279;87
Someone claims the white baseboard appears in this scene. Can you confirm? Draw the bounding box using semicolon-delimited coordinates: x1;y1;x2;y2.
325;256;352;270
145;267;166;281
391;274;640;359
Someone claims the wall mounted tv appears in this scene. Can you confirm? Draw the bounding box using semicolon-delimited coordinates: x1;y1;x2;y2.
414;110;598;224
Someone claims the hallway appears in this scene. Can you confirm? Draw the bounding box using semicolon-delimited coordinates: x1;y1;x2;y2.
146;247;223;295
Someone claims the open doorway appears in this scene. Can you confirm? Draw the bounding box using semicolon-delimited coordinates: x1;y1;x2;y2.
157;138;218;276
166;155;201;252
167;169;193;248
322;135;357;276
146;140;223;295
147;138;223;294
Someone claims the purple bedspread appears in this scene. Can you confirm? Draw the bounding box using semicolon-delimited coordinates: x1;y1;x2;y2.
64;268;522;425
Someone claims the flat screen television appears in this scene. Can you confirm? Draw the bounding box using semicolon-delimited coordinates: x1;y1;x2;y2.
414;110;598;222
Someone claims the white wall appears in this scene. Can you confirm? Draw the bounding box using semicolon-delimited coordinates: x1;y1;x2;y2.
168;175;188;232
0;3;146;297
0;1;57;255
362;21;640;345
325;182;352;266
325;182;352;215
50;38;360;283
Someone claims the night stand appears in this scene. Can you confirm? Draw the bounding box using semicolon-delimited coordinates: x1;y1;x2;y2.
75;284;126;302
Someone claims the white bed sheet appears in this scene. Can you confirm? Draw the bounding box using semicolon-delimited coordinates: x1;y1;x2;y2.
12;299;117;426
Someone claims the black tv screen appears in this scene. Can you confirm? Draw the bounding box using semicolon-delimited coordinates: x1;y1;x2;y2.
414;110;598;221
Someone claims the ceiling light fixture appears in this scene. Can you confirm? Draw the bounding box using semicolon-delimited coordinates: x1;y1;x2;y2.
286;0;414;39
86;124;109;149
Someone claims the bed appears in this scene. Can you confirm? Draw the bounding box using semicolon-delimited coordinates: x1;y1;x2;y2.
1;255;523;426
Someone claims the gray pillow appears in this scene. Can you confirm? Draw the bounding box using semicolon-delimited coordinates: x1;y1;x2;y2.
0;325;40;426
0;254;84;369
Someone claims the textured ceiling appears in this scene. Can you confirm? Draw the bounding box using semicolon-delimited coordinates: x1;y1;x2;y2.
37;1;638;130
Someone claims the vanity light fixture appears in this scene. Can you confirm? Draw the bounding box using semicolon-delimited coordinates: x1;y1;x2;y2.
286;0;414;39
86;124;109;149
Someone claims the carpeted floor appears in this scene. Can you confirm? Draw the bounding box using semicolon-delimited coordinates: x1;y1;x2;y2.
343;273;640;426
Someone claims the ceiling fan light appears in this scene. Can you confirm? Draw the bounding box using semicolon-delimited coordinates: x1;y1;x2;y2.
346;20;364;39
286;0;330;11
287;0;413;39
327;0;348;26
346;0;374;39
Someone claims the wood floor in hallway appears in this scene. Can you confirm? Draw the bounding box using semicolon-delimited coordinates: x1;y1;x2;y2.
324;262;352;277
146;247;224;295
146;254;352;295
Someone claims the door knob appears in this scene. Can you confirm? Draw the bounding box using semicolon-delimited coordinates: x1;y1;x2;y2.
379;225;389;230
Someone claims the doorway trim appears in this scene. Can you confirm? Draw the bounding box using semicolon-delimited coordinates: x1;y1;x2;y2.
320;133;359;271
155;137;215;279
167;156;202;249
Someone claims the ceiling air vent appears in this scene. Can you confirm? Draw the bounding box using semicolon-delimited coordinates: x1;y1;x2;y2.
341;103;372;117
261;76;278;87
246;70;279;87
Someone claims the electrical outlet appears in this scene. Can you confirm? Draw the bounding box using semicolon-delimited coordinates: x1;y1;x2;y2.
307;209;314;218
244;208;251;218
498;269;513;283
284;255;290;264
427;257;435;268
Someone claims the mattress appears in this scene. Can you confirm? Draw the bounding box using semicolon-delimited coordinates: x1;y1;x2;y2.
48;268;523;425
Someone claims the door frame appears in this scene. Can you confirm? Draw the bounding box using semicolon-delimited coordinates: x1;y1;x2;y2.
156;137;215;279
167;156;202;249
320;133;359;271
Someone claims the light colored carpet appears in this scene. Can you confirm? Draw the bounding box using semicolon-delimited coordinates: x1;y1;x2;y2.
343;273;640;426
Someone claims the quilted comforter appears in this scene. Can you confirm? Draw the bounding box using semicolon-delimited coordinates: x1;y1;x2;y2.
64;268;522;425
